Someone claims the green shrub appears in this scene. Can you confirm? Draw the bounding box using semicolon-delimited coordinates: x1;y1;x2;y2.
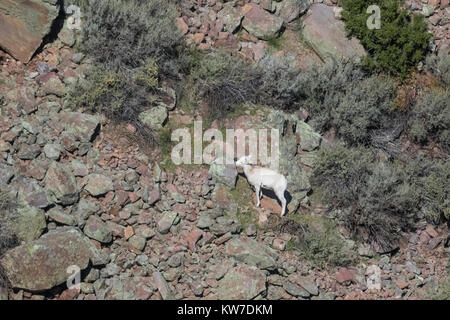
190;52;262;118
404;155;450;223
257;55;303;110
341;0;432;77
408;90;450;152
426;52;450;87
292;219;354;269
312;144;419;252
80;0;182;75
67;59;159;139
293;59;401;150
297;59;366;132
331;75;397;145
432;277;450;300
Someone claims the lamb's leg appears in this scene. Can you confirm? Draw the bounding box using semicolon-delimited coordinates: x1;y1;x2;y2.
255;185;261;207
276;189;287;216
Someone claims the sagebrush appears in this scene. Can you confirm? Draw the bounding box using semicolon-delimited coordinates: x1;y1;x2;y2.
80;0;183;76
408;90;450;152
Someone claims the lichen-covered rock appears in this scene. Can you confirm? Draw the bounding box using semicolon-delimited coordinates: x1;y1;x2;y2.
57;112;100;143
0;227;103;292
225;237;278;271
44;162;79;206
1;188;46;243
296;121;321;151
84;173;114;197
208;162;237;189
218;3;244;33
0;162;14;186
0;0;60;63
276;0;312;23
138;105;168;130
157;211;178;234
84;215;112;244
301;3;366;61
217;264;267;299
242;3;284;40
104;276;153;300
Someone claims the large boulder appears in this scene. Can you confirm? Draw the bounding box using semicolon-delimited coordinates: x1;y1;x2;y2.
217;264;267;299
301;3;366;61
0;227;104;292
0;0;61;63
242;3;284;40
225;237;278;271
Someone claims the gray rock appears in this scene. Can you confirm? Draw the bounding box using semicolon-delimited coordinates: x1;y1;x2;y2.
153;271;174;300
283;281;310;298
58;112;100;143
138;105;168;130
296;277;319;296
47;207;77;226
1;189;46;243
43;143;62;160
208;161;237;189
242;3;284;40
296;121;321;151
217;264;267;299
218;3;244;33
157;211;178;234
44;162;79;205
405;261;421;275
17;144;41;160
84;174;114;197
0;227;104;291
197;214;214;229
276;0;312;23
83;215;112;243
128;235;146;251
225;237;278;271
301;3;366;61
0;162;14;186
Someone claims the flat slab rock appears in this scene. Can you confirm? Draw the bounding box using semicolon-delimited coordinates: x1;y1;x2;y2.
217;264;267;300
301;3;366;61
0;0;60;63
0;227;104;292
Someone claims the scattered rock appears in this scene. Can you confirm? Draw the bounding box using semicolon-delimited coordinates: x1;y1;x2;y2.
217;264;267;299
225;237;278;271
84;216;113;244
44;162;79;206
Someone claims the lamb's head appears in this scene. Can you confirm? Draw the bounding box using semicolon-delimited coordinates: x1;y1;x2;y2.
235;155;253;167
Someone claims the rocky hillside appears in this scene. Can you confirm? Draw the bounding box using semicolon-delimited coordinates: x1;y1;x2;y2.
0;0;449;301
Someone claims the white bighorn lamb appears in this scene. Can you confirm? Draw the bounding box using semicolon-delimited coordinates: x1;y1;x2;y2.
235;155;288;216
